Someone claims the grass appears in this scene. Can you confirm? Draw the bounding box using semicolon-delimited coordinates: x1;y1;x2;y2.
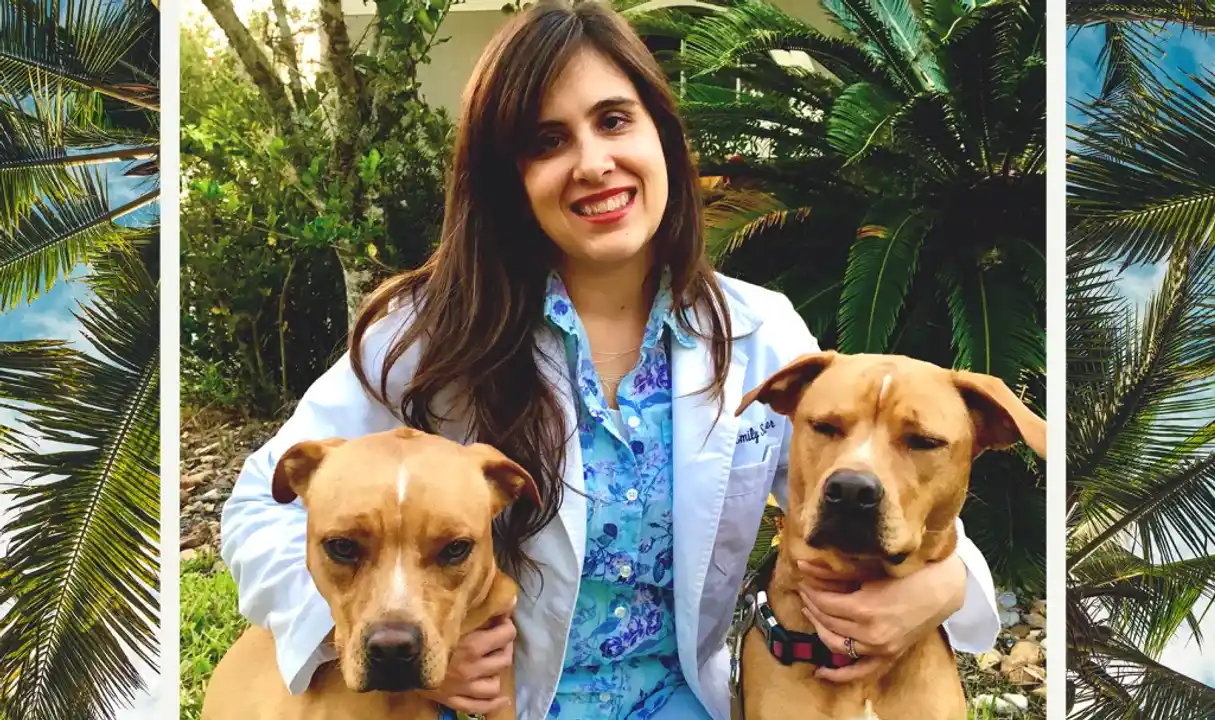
180;551;248;720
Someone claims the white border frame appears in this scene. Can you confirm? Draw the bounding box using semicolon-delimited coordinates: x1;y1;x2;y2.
160;0;182;714
1046;0;1067;715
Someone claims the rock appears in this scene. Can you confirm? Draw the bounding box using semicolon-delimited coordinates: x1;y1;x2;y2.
977;649;1003;672
186;502;204;515
1003;640;1045;670
997;590;1018;609
180;472;206;493
203;503;216;513
1031;686;1047;700
198;441;222;454
1009;624;1032;639
1007;664;1046;685
1032;600;1046;617
181;548;198;563
1001;693;1029;711
1025;612;1046;629
972;694;1020;716
193;454;221;465
183;468;215;487
181;529;206;550
1028;629;1045;642
999;609;1021;627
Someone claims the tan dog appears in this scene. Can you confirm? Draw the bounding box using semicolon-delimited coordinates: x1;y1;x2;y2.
202;428;535;720
734;352;1046;720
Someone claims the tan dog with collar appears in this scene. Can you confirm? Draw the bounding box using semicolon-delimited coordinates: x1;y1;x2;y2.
201;428;534;720
734;352;1046;720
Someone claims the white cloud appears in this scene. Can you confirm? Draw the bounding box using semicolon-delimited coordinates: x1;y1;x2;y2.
1161;620;1215;687
1115;261;1168;308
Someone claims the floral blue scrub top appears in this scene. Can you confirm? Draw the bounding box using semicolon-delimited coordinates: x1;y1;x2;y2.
543;270;696;719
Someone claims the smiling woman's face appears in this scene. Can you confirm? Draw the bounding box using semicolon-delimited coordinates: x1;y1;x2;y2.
519;46;669;274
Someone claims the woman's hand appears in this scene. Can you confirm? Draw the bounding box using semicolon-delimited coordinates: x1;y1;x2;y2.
797;554;968;683
421;612;517;714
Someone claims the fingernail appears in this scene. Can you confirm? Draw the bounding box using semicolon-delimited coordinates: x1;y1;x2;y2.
797;560;808;570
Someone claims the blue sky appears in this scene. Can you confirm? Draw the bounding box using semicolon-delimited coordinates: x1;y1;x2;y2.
0;161;160;717
1068;23;1215;689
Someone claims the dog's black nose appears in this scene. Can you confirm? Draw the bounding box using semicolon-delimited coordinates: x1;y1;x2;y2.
365;622;423;664
823;470;883;511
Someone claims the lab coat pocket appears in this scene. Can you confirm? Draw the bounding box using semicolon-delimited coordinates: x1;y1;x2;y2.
713;456;775;575
699;453;778;657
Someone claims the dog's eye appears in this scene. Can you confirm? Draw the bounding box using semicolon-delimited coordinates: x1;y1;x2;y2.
438;539;474;566
323;538;361;564
906;434;946;450
812;421;843;438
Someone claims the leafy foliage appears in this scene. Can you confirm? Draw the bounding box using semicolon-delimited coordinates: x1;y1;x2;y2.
0;0;161;716
181;7;451;416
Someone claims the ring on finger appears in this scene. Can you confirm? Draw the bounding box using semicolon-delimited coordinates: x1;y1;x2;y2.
844;636;861;660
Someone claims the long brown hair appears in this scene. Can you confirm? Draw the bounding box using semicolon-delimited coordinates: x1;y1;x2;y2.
350;0;732;580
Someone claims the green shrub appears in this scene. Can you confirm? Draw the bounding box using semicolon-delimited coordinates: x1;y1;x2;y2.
180;17;452;418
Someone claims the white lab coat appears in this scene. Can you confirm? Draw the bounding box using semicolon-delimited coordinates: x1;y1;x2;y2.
220;274;1000;720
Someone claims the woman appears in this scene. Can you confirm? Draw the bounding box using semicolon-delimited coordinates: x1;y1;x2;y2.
220;1;1001;718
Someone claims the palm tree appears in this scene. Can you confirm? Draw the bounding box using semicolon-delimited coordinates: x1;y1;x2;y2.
625;0;1047;589
0;0;160;717
1065;246;1215;718
1066;0;1215;108
1066;30;1215;716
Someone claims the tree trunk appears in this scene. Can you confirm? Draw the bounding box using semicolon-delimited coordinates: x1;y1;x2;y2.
200;0;296;131
317;0;367;173
336;249;373;335
270;0;307;109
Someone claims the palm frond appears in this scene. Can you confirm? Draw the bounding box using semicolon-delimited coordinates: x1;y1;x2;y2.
0;0;158;110
820;0;929;94
1095;22;1167;107
0;168;155;311
703;188;811;260
1068;0;1215;29
1072;545;1215;657
939;0;1045;174
1069;635;1215;720
1069;72;1215;266
1067;247;1215;556
0;248;159;719
835;202;931;353
680;0;891;88
825;81;901;163
941;253;1045;384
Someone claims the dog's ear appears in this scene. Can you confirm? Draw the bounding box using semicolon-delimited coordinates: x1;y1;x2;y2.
951;371;1046;459
735;351;838;417
468;443;541;515
271;438;347;504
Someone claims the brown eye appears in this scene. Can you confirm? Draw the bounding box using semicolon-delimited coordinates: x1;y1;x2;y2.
438;539;474;566
530;133;563;156
602;112;630;131
812;421;843;438
323;538;360;564
906;434;946;450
